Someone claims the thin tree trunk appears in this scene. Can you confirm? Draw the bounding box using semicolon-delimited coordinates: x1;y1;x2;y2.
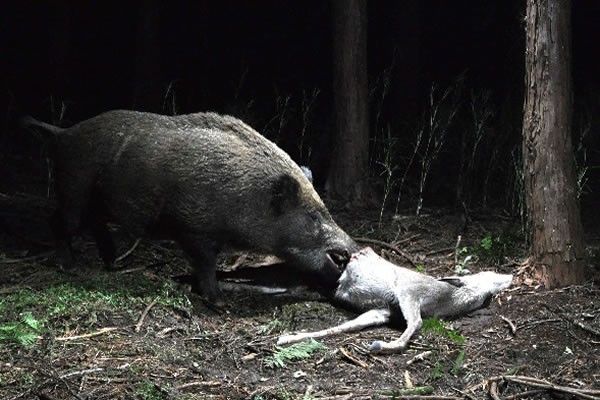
522;0;587;287
326;0;369;204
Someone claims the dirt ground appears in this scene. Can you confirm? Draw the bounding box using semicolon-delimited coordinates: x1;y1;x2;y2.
1;151;600;400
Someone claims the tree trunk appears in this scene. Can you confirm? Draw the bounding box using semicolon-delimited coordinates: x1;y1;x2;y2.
522;0;587;287
326;0;369;204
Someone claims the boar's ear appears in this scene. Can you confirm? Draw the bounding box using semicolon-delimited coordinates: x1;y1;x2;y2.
271;174;300;215
300;166;313;184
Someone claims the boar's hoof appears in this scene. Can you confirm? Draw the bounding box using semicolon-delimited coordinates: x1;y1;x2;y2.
55;246;74;269
201;296;227;314
327;249;351;271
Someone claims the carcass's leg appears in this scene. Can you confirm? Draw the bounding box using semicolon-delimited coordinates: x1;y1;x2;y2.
369;297;423;354
277;309;390;345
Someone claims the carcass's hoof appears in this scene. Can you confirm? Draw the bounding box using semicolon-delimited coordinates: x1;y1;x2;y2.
369;341;382;352
276;336;291;346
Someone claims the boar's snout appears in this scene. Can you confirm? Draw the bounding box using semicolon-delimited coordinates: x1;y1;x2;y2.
318;236;359;284
326;248;351;270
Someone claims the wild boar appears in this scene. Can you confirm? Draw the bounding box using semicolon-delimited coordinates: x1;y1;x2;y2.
22;110;358;304
277;247;513;353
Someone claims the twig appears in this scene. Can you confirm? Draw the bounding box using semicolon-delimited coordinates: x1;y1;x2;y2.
505;389;547;399
56;327;119;341
384;396;460;400
542;303;600;337
500;315;517;335
519;318;561;331
117;266;148;274
489;381;501;400
406;350;432;365
424;247;454;257
0;251;54;264
175;381;222;389
60;368;104;379
354;237;417;267
393;234;420;246
454;235;462;265
339;346;370;369
558;313;600;337
115;238;141;263
451;388;477;400
135;298;159;332
488;375;600;400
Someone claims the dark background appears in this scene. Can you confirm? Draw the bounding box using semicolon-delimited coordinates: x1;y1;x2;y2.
1;1;599;215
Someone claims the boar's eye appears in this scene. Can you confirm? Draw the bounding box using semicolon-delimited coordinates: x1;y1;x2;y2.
306;211;321;223
303;212;325;234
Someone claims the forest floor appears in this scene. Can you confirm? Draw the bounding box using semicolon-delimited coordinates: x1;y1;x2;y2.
1;152;600;400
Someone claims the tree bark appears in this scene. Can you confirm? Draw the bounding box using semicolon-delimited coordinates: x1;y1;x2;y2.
326;0;369;204
522;0;587;287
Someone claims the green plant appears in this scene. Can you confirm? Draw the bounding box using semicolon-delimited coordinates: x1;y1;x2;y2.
476;232;522;264
414;76;463;216
480;235;493;252
432;360;445;380
453;235;480;275
1;276;194;342
421;318;465;344
258;319;287;335
451;350;466;376
416;264;425;272
456;89;495;211
430;350;467;380
506;366;519;375
264;339;326;369
0;312;42;348
377;127;400;226
454;245;475;275
134;380;165;400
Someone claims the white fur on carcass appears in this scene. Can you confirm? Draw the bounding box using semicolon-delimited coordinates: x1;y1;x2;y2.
277;247;512;354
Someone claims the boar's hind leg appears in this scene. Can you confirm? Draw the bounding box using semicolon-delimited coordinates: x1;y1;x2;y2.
85;194;117;268
49;209;74;268
50;170;95;267
176;234;224;305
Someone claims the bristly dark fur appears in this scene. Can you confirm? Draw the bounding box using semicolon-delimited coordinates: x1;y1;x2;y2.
22;110;358;303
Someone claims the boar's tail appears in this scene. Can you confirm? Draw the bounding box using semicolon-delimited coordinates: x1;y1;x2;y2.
20;116;64;136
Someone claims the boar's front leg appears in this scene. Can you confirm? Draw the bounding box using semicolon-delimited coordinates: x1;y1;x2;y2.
84;194;117;268
176;233;224;306
88;214;117;268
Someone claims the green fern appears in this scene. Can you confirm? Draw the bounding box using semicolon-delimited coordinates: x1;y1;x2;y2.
0;312;42;348
422;318;465;343
264;339;326;368
451;350;466;376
